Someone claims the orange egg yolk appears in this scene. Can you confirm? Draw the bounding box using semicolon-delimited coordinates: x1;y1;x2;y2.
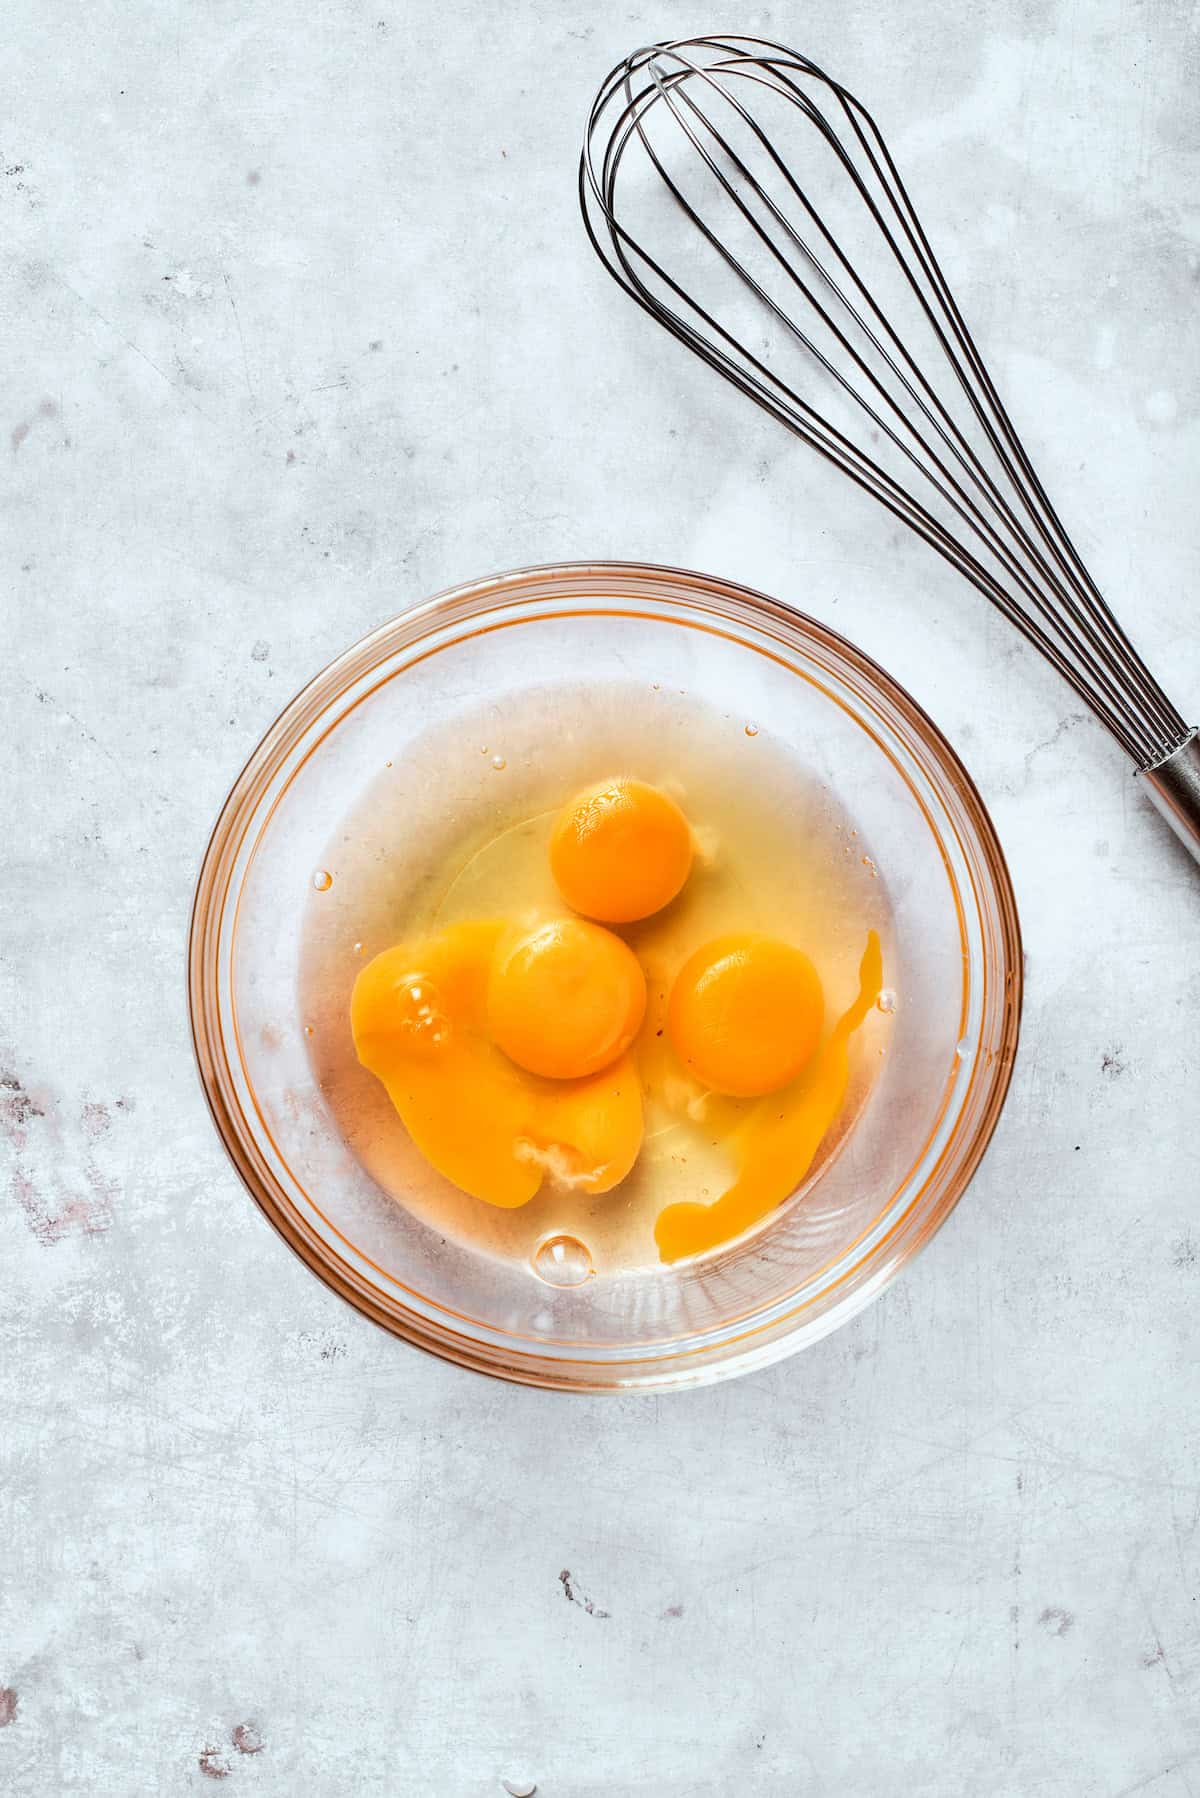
351;919;644;1209
550;777;693;923
668;933;824;1097
488;918;646;1080
655;930;882;1263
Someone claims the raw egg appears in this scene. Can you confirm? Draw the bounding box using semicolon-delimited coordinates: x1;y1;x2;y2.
668;933;824;1097
550;777;692;922
488;917;646;1079
352;918;643;1208
654;930;882;1262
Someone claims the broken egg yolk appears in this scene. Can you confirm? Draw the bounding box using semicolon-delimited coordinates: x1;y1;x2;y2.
550;777;693;923
351;918;643;1209
488;918;646;1080
655;930;882;1263
668;933;824;1098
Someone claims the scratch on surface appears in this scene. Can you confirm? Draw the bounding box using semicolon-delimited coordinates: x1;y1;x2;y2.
973;1414;1200;1504
1122;1558;1196;1771
21;674;128;778
1111;1753;1200;1798
1009;1467;1023;1705
559;1569;609;1619
48;268;214;418
223;272;256;406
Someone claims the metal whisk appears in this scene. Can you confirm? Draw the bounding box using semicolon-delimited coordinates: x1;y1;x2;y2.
580;34;1200;862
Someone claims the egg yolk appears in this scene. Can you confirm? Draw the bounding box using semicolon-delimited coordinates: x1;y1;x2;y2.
352;919;643;1209
488;918;646;1079
668;933;824;1097
655;930;882;1263
549;777;693;922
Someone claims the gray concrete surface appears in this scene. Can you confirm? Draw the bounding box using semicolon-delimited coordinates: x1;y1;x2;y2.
3;2;1200;1792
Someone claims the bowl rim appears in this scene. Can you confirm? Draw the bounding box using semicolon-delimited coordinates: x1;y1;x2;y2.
188;558;1022;1391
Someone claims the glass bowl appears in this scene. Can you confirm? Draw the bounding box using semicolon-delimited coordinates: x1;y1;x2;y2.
189;561;1021;1390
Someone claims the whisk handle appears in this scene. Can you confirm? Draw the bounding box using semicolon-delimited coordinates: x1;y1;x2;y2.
1139;730;1200;865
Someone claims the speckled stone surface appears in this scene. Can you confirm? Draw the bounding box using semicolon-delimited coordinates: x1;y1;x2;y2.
3;3;1199;1793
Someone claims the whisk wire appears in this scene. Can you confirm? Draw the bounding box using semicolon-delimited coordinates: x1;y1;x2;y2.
599;92;1149;755
582;35;1191;769
846;86;1189;746
658;48;1178;754
637;61;1162;741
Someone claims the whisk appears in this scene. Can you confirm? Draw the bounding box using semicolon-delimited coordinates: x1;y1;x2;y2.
580;34;1200;862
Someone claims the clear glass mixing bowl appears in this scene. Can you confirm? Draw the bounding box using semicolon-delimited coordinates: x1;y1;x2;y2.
189;562;1021;1390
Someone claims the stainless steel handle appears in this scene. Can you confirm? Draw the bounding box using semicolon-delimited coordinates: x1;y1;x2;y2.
1139;729;1200;864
